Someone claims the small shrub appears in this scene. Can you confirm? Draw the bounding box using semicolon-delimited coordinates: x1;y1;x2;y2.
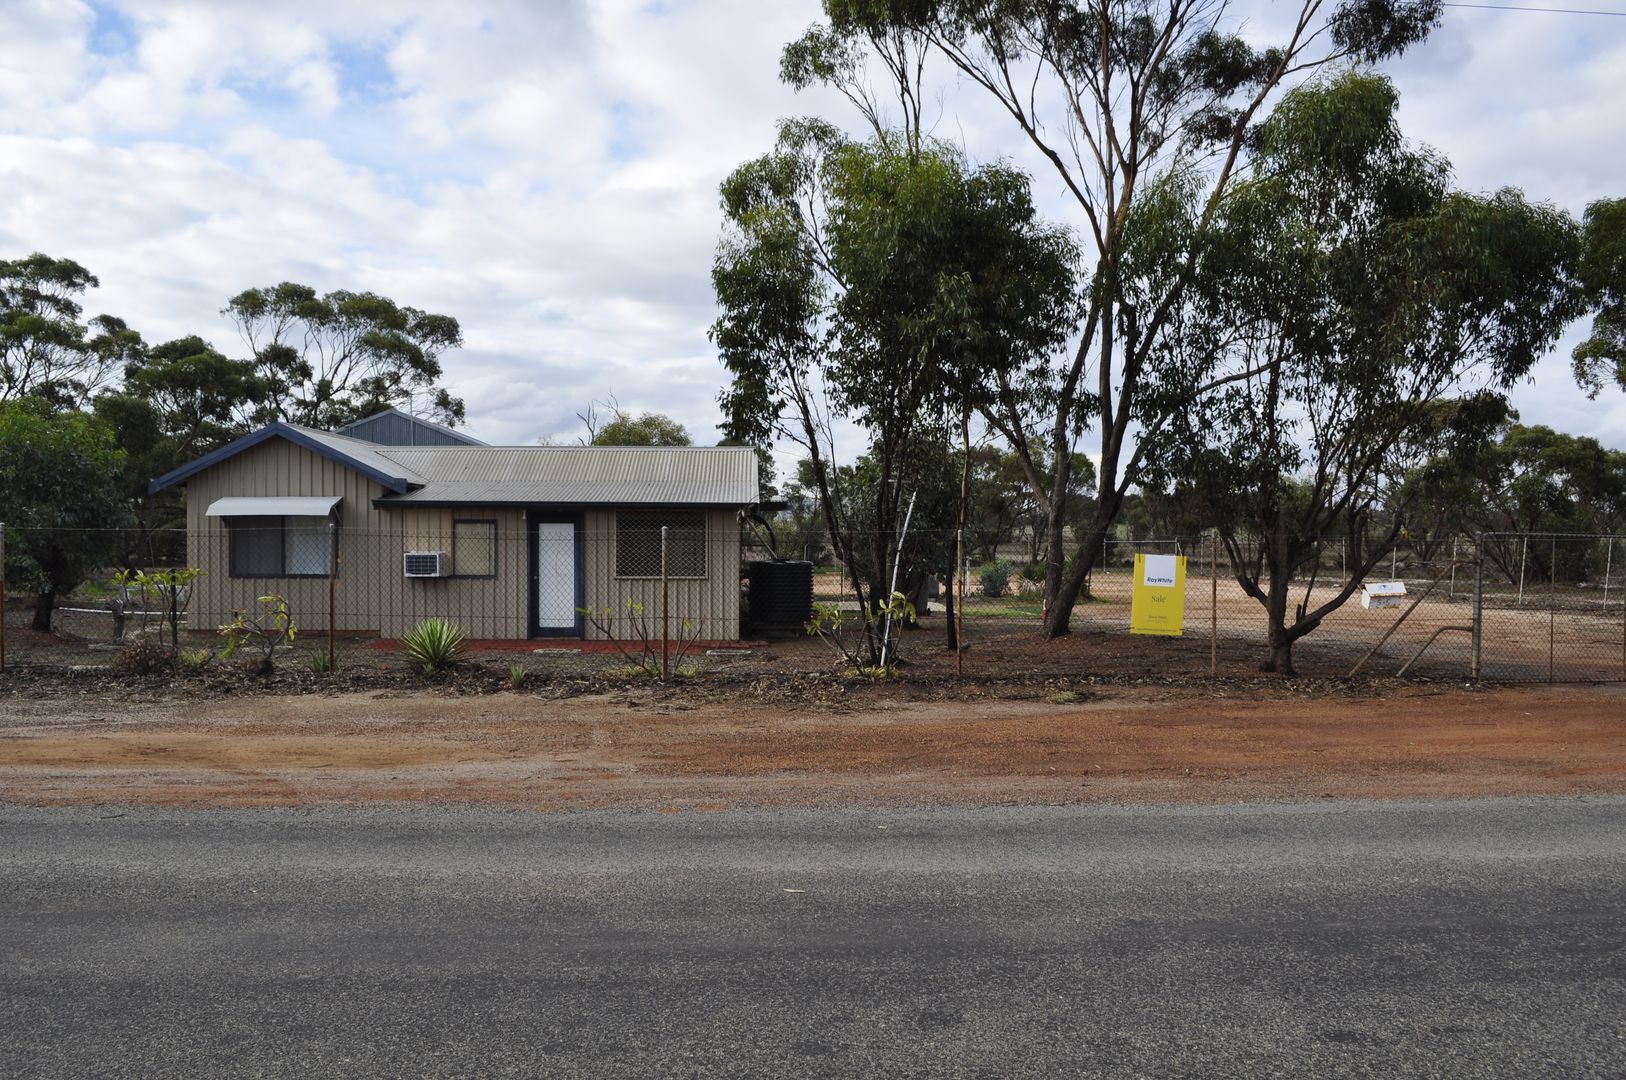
578;599;702;679
1049;690;1080;705
1019;561;1045;583
805;592;915;677
306;650;336;675
978;559;1015;598
400;617;466;675
113;633;175;676
508;663;528;688
219;595;297;675
178;648;214;670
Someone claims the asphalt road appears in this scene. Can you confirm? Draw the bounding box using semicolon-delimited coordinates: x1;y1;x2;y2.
2;798;1623;1079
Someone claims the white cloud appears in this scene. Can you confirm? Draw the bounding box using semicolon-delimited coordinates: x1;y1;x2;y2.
0;0;1621;457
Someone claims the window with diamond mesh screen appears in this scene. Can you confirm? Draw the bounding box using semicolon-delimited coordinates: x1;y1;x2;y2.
229;516;330;577
453;520;496;577
615;511;705;577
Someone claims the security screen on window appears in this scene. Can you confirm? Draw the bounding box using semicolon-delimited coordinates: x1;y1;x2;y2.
454;520;497;577
229;516;331;577
615;512;705;577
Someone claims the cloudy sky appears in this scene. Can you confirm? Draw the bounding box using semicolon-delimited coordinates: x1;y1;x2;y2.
2;0;1623;451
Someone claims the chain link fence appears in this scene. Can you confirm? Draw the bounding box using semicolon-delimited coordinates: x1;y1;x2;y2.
1474;533;1626;681
1;522;1621;683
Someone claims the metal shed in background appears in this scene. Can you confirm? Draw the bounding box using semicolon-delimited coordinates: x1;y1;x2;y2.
335;407;487;447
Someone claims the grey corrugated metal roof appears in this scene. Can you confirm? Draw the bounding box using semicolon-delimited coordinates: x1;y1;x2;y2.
287;425;428;486
372;445;760;507
334;408;487;447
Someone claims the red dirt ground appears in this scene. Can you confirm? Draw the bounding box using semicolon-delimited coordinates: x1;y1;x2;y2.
0;682;1621;810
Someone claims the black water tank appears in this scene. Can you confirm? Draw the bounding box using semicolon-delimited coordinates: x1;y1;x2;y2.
746;560;815;636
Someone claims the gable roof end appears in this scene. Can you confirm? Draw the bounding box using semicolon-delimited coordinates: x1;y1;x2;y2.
147;422;421;495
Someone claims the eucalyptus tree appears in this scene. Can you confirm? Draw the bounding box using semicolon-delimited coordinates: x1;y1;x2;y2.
1144;73;1582;674
224;283;465;430
0;401;130;632
711;123;1078;660
1573;196;1626;397
784;0;1443;636
1;253;143;410
94;336;267;536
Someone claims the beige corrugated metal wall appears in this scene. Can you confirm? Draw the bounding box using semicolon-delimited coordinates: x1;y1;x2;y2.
581;509;741;642
186;438;393;635
184;437;743;641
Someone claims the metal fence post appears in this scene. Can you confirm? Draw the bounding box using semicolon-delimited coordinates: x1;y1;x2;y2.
327;521;338;673
1549;536;1557;684
660;525;670;681
1517;535;1528;607
0;520;6;673
1471;533;1483;680
1210;531;1218;677
954;527;964;678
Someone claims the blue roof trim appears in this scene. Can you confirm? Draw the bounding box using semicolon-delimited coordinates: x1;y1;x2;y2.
148;422;414;495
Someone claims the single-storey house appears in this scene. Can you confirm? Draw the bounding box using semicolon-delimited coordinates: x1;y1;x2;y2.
149;409;760;641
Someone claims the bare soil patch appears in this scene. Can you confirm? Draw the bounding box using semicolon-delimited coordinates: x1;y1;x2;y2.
0;681;1620;810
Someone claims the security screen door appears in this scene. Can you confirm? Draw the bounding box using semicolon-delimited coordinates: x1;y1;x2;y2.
534;520;579;634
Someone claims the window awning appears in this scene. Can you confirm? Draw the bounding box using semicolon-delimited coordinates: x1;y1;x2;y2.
205;496;343;518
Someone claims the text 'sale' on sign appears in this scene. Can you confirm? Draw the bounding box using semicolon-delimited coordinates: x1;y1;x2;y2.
1130;553;1187;637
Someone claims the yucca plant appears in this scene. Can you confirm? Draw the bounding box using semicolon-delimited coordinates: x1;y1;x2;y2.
399;617;466;675
508;663;528;688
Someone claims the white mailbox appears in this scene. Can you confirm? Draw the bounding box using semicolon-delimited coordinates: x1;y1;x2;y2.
1361;581;1407;610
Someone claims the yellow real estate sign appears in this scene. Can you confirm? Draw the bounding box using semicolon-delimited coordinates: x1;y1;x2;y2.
1130;553;1186;636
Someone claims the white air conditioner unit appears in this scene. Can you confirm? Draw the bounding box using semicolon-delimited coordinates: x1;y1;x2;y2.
403;551;451;579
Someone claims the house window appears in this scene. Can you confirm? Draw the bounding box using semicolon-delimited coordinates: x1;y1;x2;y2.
453;520;497;578
228;516;333;577
615;511;706;578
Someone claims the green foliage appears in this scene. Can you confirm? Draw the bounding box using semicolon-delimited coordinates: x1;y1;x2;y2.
0;401;130;631
978;559;1014;598
588;400;689;442
223;282;465;430
806;591;916;676
306;650;336;675
712;123;1080;663
177;648;214;670
508;663;528;688
1147;72;1584;673
1407;422;1626;584
113;566;202;649
779;0;1443;636
1019;561;1046;584
714;125;1079;447
1;253;142;410
399;617;466;676
219;595;297;675
1573;197;1626;398
94;335;265;531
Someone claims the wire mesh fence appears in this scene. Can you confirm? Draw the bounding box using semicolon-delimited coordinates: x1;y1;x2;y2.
1474;533;1626;682
0;522;1621;684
